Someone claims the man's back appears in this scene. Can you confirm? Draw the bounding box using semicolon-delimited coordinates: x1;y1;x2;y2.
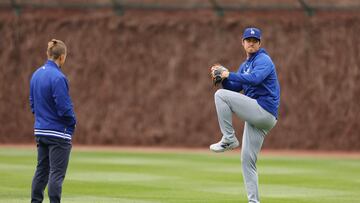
30;60;76;138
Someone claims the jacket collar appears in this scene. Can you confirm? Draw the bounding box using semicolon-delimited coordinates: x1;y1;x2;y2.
45;60;61;70
247;48;267;62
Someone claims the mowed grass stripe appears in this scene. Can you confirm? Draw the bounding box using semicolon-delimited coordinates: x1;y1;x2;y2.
0;148;359;203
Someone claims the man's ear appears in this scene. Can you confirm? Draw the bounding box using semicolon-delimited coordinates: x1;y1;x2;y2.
60;54;66;63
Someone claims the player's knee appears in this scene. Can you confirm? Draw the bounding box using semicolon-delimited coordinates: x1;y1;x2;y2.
214;89;227;100
241;151;256;166
241;152;249;164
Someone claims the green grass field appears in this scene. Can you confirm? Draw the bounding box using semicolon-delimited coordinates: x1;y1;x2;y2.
0;147;359;203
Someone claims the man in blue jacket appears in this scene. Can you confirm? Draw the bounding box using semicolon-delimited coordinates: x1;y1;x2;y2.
210;28;280;203
30;39;76;203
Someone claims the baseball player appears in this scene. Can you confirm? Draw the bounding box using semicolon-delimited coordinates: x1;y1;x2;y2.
210;27;280;203
30;39;76;203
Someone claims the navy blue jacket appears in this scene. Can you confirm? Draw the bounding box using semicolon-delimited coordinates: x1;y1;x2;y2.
30;60;76;140
222;48;280;118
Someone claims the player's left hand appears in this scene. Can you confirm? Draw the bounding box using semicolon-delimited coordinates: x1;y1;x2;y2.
210;64;229;86
210;64;222;78
210;64;228;78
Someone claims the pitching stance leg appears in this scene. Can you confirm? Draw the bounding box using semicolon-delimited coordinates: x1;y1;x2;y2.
214;89;276;203
241;122;266;203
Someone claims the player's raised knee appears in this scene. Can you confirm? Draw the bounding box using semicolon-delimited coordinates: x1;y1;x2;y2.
241;151;254;164
214;89;227;99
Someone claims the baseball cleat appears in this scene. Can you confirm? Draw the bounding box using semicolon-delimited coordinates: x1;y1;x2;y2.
210;138;239;153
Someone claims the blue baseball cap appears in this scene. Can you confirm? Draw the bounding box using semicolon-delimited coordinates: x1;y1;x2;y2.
242;27;261;41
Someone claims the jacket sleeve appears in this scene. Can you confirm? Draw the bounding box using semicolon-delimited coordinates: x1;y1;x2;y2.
227;55;273;86
29;81;34;114
52;77;76;127
221;78;243;92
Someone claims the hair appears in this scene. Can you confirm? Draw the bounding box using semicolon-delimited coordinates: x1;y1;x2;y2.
47;39;67;60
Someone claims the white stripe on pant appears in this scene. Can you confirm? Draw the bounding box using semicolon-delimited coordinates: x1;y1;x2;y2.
214;89;277;203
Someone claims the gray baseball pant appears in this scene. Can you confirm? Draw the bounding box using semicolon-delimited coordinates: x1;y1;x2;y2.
214;89;277;203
